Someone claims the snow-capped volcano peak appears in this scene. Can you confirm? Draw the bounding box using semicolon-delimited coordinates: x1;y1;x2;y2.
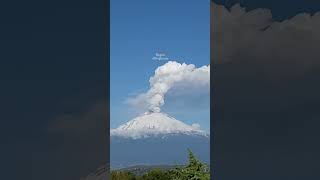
111;112;208;139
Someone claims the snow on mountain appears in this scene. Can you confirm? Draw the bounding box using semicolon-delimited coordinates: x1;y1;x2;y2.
111;112;208;139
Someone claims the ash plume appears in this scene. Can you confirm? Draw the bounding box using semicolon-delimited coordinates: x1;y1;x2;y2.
127;61;210;113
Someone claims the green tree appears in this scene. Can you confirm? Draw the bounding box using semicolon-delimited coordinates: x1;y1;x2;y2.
138;169;171;180
111;149;210;180
111;171;136;180
168;149;210;180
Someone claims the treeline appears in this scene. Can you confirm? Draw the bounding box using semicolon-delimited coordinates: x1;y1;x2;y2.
111;150;210;180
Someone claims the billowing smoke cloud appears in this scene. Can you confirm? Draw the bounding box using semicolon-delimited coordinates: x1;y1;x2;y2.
212;3;320;76
127;61;210;113
211;3;320;179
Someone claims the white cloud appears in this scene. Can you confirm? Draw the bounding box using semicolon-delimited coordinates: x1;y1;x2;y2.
126;61;210;113
212;3;320;76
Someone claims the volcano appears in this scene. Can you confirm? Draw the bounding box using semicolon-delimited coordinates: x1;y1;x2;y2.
110;112;210;169
111;112;208;139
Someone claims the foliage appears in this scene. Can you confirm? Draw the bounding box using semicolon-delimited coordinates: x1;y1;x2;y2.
168;149;210;180
111;149;210;180
111;171;136;180
138;169;171;180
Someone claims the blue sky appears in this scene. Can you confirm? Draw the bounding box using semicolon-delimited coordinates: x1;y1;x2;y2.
110;0;210;130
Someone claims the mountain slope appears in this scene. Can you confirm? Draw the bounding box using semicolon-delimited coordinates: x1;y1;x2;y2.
111;112;208;139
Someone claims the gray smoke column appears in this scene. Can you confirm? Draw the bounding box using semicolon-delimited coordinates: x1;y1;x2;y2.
127;61;210;113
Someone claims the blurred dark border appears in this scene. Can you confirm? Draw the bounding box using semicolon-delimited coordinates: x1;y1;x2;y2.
105;0;110;177
0;0;110;179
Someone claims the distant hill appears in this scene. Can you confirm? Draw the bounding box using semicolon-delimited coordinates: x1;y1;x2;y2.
118;165;184;176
